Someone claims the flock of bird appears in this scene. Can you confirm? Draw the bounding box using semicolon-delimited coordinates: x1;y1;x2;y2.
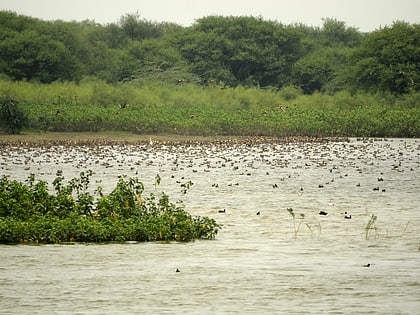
0;137;418;241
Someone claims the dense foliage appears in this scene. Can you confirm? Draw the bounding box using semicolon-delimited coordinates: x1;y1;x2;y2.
0;11;418;137
1;80;418;137
0;11;418;94
0;171;221;244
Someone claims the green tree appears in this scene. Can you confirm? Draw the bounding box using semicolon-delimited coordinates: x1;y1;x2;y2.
0;10;40;32
292;47;353;94
87;45;139;83
347;21;419;94
127;38;184;68
0;30;81;82
292;51;333;93
127;38;198;84
119;12;163;40
172;16;304;87
320;18;362;48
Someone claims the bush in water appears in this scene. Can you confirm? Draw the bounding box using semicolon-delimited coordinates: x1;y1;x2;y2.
0;171;221;244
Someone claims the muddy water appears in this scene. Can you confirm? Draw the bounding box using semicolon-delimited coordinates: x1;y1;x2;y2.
1;138;419;314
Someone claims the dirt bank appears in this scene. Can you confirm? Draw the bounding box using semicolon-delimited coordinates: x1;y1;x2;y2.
0;132;348;146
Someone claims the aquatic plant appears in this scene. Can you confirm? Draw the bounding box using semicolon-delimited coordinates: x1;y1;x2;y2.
305;221;322;239
286;208;322;239
365;213;378;239
286;208;305;239
0;172;221;244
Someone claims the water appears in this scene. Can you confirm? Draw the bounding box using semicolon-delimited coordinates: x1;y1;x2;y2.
1;138;419;314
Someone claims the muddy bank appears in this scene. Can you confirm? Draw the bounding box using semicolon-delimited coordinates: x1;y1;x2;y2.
0;132;348;147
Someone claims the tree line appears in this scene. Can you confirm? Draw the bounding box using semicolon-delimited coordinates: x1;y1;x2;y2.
0;10;419;94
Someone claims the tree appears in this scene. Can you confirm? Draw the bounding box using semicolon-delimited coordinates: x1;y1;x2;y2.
119;12;163;40
320;18;362;48
346;22;419;94
0;96;28;134
292;51;334;93
0;30;81;82
292;47;353;94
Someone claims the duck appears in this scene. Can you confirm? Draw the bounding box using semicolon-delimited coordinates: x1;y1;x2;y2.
319;211;328;216
218;209;226;213
344;212;352;219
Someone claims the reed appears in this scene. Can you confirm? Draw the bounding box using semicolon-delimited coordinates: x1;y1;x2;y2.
1;79;419;137
365;213;378;240
287;207;305;239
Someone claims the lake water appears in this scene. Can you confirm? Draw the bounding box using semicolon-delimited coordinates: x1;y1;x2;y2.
1;137;419;314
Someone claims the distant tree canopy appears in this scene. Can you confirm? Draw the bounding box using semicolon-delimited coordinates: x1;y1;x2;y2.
0;10;418;94
346;21;420;94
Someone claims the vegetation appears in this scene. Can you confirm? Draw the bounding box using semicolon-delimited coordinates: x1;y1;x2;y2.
0;79;419;137
1;12;418;91
0;11;419;137
0;171;221;244
287;208;305;239
365;213;378;239
286;207;321;239
0;96;28;134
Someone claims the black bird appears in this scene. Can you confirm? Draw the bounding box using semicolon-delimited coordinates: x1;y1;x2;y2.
256;211;260;215
363;263;371;267
319;211;328;216
176;268;181;272
218;209;226;213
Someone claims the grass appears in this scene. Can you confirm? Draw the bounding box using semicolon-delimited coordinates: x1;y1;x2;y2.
1;79;419;137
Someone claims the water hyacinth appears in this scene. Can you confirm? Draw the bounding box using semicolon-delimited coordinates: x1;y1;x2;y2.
0;171;221;244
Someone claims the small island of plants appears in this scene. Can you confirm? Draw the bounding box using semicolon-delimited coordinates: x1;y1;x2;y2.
0;171;221;244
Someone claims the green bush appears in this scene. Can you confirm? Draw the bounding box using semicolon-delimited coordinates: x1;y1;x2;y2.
0;172;221;244
0;96;28;134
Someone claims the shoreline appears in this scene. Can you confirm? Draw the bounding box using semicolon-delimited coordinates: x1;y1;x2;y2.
0;132;349;146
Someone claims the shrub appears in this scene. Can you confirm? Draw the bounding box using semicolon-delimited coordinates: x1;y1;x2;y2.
0;96;28;134
0;172;221;244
